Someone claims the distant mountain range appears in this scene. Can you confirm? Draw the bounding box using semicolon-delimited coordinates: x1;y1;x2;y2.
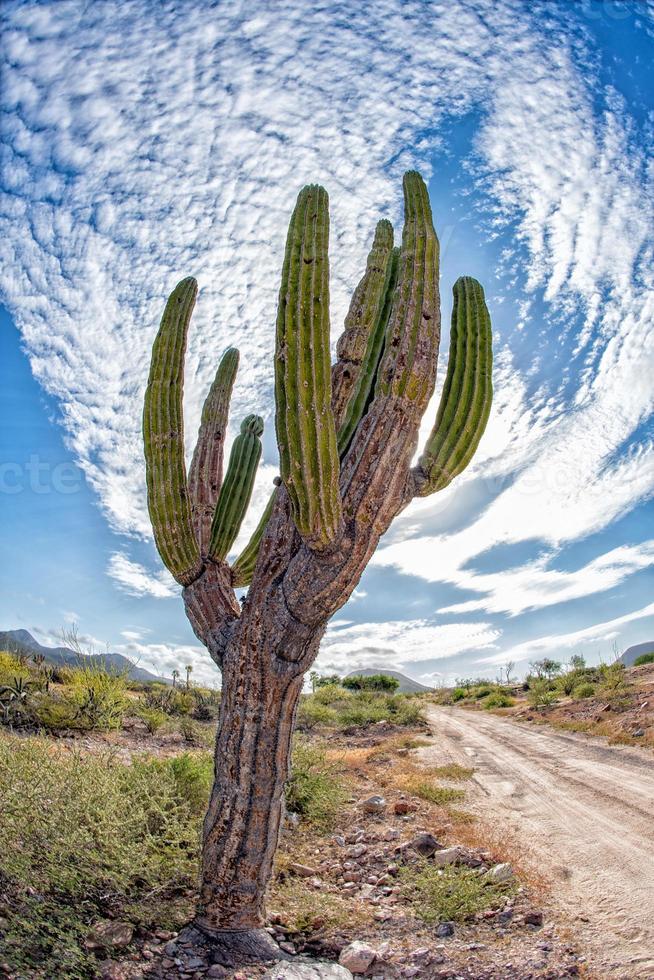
345;667;432;694
0;629;169;684
620;641;654;667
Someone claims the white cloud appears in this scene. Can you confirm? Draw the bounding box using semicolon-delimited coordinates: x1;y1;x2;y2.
107;553;178;599
116;639;219;688
479;601;654;668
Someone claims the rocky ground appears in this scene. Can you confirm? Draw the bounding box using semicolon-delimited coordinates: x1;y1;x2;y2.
81;727;586;980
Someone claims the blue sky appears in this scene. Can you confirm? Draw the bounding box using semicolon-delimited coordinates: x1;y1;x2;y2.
1;0;653;686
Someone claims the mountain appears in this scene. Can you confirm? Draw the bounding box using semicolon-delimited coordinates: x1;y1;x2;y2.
0;629;169;684
620;641;654;667
345;667;432;694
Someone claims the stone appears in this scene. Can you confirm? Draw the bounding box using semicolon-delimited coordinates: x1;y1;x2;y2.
362;796;386;815
486;862;513;884
383;828;400;841
431;846;463;867
338;940;377;973
435;922;454;938
263;962;354;979
523;910;544;927
289;862;318;877
410;832;442;857
207;967;229;978
85;920;134;950
348;844;368;859
633;729;645;737
393;800;412;815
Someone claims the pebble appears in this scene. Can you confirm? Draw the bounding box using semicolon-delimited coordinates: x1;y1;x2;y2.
410;832;442;857
338;940;377;974
486;862;513;884
435;922;455;938
362;796;386;814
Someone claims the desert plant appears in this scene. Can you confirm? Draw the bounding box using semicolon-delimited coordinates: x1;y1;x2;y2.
139;705;168;733
527;679;557;708
400;861;515;923
284;738;347;828
450;687;466;702
67;664;129;730
483;692;514;709
142;171;492;963
0;675;35;725
634;652;654;666
573;682;596;699
342;672;400;692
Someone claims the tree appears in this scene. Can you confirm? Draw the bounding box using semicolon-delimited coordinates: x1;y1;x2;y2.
313;673;342;689
142;172;492;965
185;664;193;689
569;654;586;671
503;660;515;686
342;673;400;692
172;668;179;688
529;658;561;680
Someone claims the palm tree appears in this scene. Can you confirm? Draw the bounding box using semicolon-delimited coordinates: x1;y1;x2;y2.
172;668;179;688
185;664;193;689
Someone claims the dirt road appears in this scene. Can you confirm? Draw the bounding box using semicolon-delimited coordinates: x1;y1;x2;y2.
423;706;654;979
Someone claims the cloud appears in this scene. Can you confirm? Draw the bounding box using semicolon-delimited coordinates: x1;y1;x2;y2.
479;600;654;668
107;553;178;598
115;639;218;687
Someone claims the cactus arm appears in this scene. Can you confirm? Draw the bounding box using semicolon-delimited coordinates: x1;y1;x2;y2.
143;277;203;586
331;220;396;436
208;415;263;562
275;184;342;550
413;276;493;495
188;347;240;553
231;488;278;587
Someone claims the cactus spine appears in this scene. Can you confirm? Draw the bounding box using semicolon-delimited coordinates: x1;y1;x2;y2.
274;185;342;551
416;276;493;494
143;277;202;586
208;415;263;561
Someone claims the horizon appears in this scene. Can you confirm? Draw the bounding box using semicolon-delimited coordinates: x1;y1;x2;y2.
2;0;653;687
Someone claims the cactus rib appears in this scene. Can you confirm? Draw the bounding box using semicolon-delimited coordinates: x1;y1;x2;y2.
188;347;239;553
208;415;263;562
376;171;440;406
275;184;342;550
416;276;493;495
231;488;278;587
143;277;202;586
333;220;399;457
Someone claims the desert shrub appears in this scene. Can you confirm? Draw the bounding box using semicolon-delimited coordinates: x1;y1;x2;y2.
483;692;515;709
598;662;628;700
342;673;400;692
311;683;353;705
0;735;204;977
527;679;557;708
144;684;193;717
400;861;515;923
296;700;339;730
634;652;654;666
403;778;465;805
314;673;342;688
166;752;213;813
179;716;211;746
430;764;474;780
138;706;168;733
450;687;466;702
285;738;347;829
0;652;31;686
66;664;129;731
573;682;596;699
32;693;83;731
471;684;495;700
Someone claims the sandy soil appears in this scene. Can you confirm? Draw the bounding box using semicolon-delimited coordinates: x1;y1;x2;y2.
423;706;654;980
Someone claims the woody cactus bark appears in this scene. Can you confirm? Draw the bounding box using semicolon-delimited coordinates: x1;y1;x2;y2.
143;171;492;966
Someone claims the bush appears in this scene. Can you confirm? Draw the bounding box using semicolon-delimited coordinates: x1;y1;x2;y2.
296;699;339;730
573;682;596;699
139;706;168;733
471;685;495;700
179;716;210;746
285;738;347;828
0;652;31;686
400;861;515;923
342;673;400;692
634;652;654;666
403;778;465;805
67;664;129;731
483;692;515;709
0;735;204;977
144;684;193;716
311;683;353;706
450;687;466;702
527;679;557;708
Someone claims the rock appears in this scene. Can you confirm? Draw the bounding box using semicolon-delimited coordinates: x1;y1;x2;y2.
332;835;346;847
85;920;134;950
164;941;178;956
431;846;463;867
289;862;318;877
98;963;129;980
633;729;645;737
410;832;442;857
393;800;412;815
362;796;386;815
486;862;513;884
264;962;354;979
207;967;228;978
338;940;377;973
348;844;368;859
523;910;544;927
435;921;454;938
409;948;431;962
383;828;400;841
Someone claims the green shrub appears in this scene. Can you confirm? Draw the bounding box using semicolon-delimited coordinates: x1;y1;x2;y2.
471;685;495;699
67;664;129;730
405;779;465;805
311;683;353;705
179;716;211;746
450;687;466;702
527;679;557;708
0;652;31;686
285;738;347;829
598;662;628;699
145;685;194;717
139;706;168;733
296;699;339;730
634;652;654;666
32;693;82;731
573;682;596;699
483;692;515;709
342;673;400;692
400;861;515;923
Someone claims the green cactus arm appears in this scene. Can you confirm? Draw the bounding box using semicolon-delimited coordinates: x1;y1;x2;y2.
143;277;203;586
375;171;440;407
208;415;263;562
230;488;278;587
188;347;239;553
274;184;342;550
414;276;493;496
333;220;400;457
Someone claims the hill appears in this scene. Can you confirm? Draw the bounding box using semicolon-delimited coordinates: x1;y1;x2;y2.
0;629;168;684
345;667;432;694
620;641;654;666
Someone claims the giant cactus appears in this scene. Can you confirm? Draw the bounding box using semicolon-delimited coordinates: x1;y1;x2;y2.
143;171;492;966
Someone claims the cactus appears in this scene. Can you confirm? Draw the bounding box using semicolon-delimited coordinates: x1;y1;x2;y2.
142;171;493;962
208;414;263;562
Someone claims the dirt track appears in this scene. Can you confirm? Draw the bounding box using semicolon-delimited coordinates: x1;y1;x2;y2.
423;706;654;979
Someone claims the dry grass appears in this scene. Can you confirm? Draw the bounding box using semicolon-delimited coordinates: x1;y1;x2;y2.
270;878;372;934
430;763;475;780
